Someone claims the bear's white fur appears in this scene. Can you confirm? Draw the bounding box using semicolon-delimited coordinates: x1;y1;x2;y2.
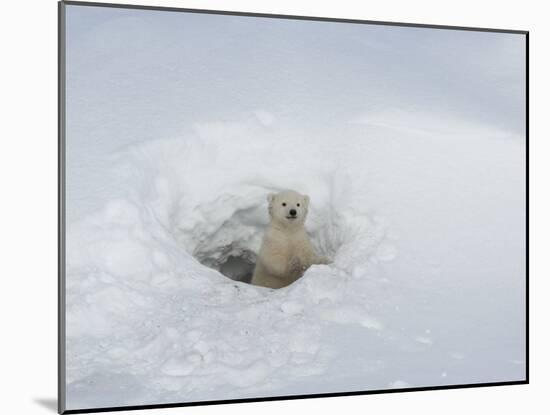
251;190;329;289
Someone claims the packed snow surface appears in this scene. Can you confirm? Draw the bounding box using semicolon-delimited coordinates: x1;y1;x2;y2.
64;5;526;410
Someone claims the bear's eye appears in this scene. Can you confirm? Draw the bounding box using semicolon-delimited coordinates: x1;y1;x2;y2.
282;203;286;207
297;203;300;207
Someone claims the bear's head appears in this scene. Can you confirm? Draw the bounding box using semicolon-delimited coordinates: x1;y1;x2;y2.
267;190;310;228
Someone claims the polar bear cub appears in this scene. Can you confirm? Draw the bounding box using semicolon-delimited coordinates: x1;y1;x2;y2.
251;190;329;289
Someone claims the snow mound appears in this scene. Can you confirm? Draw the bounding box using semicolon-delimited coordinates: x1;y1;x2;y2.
66;120;394;408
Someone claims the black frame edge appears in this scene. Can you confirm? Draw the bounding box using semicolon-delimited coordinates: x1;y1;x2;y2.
58;1;67;414
61;0;528;34
525;31;530;385
62;381;528;414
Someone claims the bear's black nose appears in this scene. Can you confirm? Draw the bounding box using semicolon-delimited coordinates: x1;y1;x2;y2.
289;209;297;216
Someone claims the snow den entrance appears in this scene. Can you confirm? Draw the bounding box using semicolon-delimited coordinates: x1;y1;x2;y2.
193;236;258;283
181;199;263;284
204;250;256;283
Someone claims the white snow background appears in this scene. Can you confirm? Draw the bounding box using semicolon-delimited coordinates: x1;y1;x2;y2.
64;5;526;410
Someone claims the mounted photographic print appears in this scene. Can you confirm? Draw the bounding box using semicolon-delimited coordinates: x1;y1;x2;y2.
58;1;528;413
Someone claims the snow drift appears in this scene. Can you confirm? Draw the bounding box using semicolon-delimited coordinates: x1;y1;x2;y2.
65;118;396;407
65;115;525;409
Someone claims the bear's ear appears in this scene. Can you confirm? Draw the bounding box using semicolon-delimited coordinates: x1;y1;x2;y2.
303;195;310;208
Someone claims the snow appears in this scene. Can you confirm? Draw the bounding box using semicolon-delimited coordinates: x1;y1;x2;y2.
64;4;526;411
